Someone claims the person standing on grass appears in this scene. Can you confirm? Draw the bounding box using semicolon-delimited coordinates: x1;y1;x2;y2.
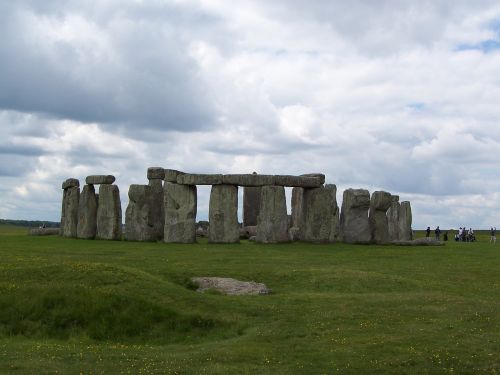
435;226;441;241
426;227;431;237
491;227;496;244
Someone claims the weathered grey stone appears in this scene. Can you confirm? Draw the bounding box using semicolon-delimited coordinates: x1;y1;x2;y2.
398;201;413;241
387;195;400;241
300;173;326;185
208;184;239;243
288;226;301;241
61;186;80;238
164;182;197;243
177;174;223;185
196;227;208;237
222;174;275;186
302;184;340;243
29;228;60;236
96;184;122;240
274;175;322;188
243;186;262;226
62;178;79;189
256;185;289;243
164;169;185;183
86;175;115;185
339;189;371;244
77;184;97;239
369;191;392;244
125;185;150;241
148;179;164;240
192;277;271;295
291;187;304;237
125;182;163;241
240;226;257;239
147;167;165;180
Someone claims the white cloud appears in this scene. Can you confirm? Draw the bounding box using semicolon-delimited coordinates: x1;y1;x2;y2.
1;1;500;229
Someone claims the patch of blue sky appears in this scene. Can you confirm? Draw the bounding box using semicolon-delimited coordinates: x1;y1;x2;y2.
456;40;500;53
455;18;500;53
406;102;425;111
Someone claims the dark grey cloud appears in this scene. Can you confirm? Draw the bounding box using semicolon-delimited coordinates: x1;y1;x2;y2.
0;1;218;136
0;155;38;177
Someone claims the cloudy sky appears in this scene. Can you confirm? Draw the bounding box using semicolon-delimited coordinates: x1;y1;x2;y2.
1;0;500;229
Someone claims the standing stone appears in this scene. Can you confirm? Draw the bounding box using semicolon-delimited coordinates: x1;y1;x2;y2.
148;179;164;240
243;186;262;227
290;187;304;237
209;185;239;243
369;191;392;244
387;195;400;241
302;184;340;243
77;184;97;239
164;182;197;243
256;185;289;243
398;201;413;241
96;184;122;240
340;189;371;244
61;182;80;238
125;185;150;241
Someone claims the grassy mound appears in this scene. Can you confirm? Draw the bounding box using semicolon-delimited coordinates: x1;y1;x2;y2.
0;262;238;344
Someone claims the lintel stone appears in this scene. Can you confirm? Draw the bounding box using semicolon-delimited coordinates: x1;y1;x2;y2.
222;174;275;186
86;175;115;185
274;175;322;188
164;169;185;183
177;174;223;185
300;173;326;184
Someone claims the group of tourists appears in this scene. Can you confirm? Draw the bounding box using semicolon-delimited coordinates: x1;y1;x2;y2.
425;226;447;241
425;225;497;243
454;227;476;242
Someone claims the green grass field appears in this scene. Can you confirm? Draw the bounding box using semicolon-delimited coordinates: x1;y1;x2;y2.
0;224;498;374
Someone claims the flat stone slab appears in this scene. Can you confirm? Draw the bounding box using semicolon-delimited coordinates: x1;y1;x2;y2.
191;277;271;295
62;178;79;189
392;238;444;246
222;174;275;186
164;169;185;183
300;173;326;184
28;228;60;236
177;174;223;185
274;175;322;188
86;175;115;185
147;167;165;180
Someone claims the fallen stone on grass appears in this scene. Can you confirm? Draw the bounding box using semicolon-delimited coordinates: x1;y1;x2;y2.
28;228;60;236
391;238;444;246
191;277;271;295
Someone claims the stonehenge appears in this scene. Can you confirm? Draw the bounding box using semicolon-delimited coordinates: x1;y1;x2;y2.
61;175;121;240
61;169;413;245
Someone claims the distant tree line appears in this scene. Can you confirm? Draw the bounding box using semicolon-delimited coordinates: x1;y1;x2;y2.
0;219;60;228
